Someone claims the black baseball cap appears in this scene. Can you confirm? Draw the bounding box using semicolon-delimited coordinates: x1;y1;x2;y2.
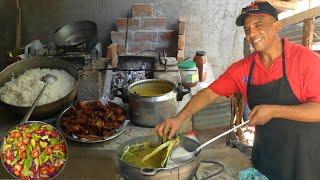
236;1;278;26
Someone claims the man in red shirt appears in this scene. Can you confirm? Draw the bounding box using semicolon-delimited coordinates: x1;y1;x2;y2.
155;1;320;179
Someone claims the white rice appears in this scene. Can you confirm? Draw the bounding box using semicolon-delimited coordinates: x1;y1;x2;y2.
0;68;75;107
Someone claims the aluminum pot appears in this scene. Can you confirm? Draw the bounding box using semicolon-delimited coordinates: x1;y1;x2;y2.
0;56;79;119
127;79;189;127
116;135;201;180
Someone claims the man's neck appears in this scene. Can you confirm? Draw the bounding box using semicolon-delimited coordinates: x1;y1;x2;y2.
259;38;283;68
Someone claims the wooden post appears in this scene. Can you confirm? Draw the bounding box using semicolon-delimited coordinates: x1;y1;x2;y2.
302;18;315;48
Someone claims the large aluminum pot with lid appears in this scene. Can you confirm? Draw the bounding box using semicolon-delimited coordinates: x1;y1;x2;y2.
127;79;189;127
116;135;201;180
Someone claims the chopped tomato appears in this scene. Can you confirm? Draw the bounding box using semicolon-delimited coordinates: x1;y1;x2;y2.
24;133;32;139
13;170;21;177
31;150;40;159
50;131;58;138
48;166;55;174
5;150;13;160
34;129;43;134
14;164;22;171
40;166;50;176
45;147;53;155
22;138;30;145
19;151;26;159
44;131;52;136
53;144;63;151
11;132;21;138
17;143;26;151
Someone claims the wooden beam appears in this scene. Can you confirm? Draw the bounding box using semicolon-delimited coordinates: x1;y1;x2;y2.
279;6;320;27
272;1;297;11
302;18;315;48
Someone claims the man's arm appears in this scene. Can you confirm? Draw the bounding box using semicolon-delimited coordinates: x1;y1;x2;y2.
155;88;221;138
249;102;320;125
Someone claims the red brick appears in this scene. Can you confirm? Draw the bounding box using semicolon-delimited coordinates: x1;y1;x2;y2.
117;44;126;54
178;16;186;35
116;18;141;31
110;31;133;44
178;34;185;50
127;42;152;53
134;31;157;42
177;49;185;62
158;30;177;42
142;17;166;30
132;3;153;17
106;43;118;58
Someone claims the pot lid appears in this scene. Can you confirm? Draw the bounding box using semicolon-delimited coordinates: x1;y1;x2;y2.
178;60;196;69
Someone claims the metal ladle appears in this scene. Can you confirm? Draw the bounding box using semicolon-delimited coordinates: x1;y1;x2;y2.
170;120;250;163
21;74;57;123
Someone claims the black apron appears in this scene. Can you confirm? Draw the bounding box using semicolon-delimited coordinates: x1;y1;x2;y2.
247;42;320;180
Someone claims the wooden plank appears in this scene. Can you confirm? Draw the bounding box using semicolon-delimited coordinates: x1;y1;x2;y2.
302;18;315;48
279;6;320;27
272;1;297;11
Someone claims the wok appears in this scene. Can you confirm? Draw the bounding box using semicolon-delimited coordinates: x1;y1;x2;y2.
0;56;79;119
116;135;201;180
53;20;98;53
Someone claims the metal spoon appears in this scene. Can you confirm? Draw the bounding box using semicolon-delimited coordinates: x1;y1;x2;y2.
170;120;250;163
21;74;57;123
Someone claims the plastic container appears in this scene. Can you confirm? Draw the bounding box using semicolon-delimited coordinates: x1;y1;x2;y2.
193;51;208;82
178;60;199;87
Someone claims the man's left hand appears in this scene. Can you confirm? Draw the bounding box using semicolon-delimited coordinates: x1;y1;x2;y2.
248;104;276;126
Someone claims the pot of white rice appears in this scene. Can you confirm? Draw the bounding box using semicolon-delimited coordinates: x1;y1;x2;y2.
0;56;78;119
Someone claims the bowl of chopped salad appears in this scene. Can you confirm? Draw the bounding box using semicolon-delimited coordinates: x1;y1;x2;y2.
1;121;68;179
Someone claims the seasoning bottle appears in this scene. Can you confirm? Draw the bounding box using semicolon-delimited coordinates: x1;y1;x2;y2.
178;60;199;87
193;51;208;82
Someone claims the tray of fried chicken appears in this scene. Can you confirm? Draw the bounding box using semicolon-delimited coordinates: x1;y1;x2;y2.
57;99;129;143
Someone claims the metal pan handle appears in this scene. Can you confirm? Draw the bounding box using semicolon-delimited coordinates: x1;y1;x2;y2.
139;168;158;176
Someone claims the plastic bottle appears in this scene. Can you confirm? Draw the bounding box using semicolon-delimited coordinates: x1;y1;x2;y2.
178;60;199;88
193;51;208;82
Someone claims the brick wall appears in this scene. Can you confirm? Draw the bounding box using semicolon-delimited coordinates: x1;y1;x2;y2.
110;3;177;57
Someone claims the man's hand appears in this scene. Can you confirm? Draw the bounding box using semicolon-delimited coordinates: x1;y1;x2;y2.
155;117;184;139
248;104;276;126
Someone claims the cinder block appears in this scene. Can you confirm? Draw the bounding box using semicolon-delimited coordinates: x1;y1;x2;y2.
106;43;118;59
177;49;185;62
110;31;133;44
116;18;141;31
158;30;177;42
132;3;153;17
178;34;185;50
142;17;166;30
178;16;186;35
133;31;157;42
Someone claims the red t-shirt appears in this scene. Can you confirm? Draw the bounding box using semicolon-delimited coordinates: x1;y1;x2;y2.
209;38;320;103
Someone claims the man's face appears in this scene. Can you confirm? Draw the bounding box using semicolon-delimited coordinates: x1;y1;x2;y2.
243;14;278;52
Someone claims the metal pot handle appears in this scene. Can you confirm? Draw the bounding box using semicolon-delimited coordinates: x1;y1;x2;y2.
139;168;158;176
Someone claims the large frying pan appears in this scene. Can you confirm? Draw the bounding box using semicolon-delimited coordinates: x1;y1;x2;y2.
0;57;79;119
53;20;98;53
